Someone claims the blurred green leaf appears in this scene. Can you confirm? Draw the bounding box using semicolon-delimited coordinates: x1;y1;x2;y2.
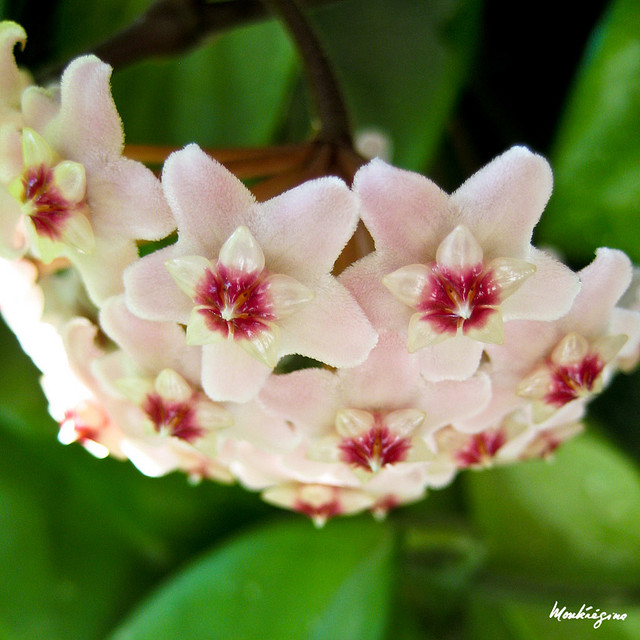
0;421;271;640
468;591;640;640
0;471;60;639
51;0;298;148
465;432;640;587
109;517;395;640
310;0;481;171
0;427;149;640
110;21;298;147
53;0;151;59
0;319;53;438
537;0;640;264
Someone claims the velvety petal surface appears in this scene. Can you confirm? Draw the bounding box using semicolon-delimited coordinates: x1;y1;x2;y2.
0;21;27;111
255;177;359;279
277;275;378;367
224;401;301;453
73;237;138;305
20;85;59;132
353;158;451;259
0;186;25;257
47;56;123;163
259;368;341;438
414;372;492;431
124;244;194;322
451;146;553;257
566;247;632;335
200;339;272;402
500;247;581;321
100;295;201;385
341;252;412;333
161;144;255;254
87;158;174;239
417;335;484;381
340;332;420;409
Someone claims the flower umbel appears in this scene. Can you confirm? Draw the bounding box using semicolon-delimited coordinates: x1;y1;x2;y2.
0;19;638;523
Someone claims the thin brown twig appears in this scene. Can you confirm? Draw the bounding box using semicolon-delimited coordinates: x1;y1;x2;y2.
36;0;344;84
124;143;313;178
261;0;352;146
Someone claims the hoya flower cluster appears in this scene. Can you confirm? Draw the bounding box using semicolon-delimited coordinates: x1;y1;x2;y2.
2;22;639;526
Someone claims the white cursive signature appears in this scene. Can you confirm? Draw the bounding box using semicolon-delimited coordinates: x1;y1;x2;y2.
549;601;627;629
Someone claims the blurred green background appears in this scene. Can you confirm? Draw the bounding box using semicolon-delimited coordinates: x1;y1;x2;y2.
1;0;639;638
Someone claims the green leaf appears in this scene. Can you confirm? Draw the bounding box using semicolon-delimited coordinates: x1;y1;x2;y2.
0;319;53;439
0;420;270;640
53;0;151;60
109;518;395;640
0;427;148;640
536;0;640;264
309;0;481;171
110;20;298;147
0;472;60;639
465;432;640;587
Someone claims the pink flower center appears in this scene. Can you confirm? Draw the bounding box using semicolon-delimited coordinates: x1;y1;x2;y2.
61;408;104;445
523;432;562;460
294;495;341;521
416;262;500;337
21;165;74;240
194;264;275;340
545;353;604;408
142;393;204;442
339;413;412;472
455;430;506;468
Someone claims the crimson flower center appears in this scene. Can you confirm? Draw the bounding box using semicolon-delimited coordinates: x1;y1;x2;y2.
339;415;412;472
417;262;500;336
143;393;204;442
545;354;604;408
455;430;506;468
194;264;275;340
294;497;341;521
61;408;104;445
21;165;73;240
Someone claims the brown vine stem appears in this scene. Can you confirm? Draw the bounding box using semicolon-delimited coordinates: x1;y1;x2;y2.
124;143;313;179
36;0;343;83
261;0;352;146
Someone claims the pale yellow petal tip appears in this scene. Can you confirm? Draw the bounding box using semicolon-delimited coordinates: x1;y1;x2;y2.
335;408;374;437
464;310;504;345
551;332;589;366
383;263;431;308
165;255;211;298
218;225;265;274
407;312;450;352
265;273;314;317
238;324;280;368
22;127;55;167
435;225;483;270
385;409;425;436
53;161;86;204
489;257;536;300
155;368;192;401
62;212;95;255
185;308;222;346
517;368;551;399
